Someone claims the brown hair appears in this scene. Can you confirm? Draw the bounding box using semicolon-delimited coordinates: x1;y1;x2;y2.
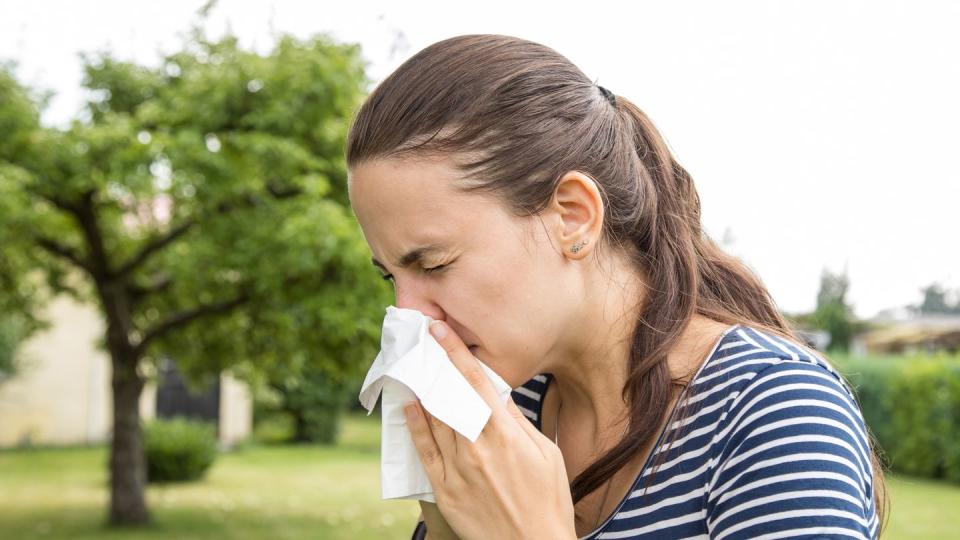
346;34;887;533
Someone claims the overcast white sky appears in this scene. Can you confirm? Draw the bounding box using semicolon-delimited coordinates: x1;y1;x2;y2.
2;0;957;318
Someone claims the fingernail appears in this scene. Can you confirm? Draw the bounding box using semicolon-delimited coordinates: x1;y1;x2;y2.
404;401;419;421
429;321;447;340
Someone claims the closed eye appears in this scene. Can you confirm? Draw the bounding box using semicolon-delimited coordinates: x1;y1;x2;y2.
423;264;448;274
380;263;450;282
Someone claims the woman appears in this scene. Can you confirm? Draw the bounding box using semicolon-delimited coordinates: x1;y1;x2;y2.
346;34;886;539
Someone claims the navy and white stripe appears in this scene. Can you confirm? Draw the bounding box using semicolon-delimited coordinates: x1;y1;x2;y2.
508;324;879;539
511;373;550;430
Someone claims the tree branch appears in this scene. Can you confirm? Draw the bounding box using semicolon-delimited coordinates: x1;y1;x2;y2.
265;181;302;199
132;289;251;358
116;219;196;277
127;273;173;303
114;183;303;277
33;190;80;214
74;189;112;278
33;235;95;275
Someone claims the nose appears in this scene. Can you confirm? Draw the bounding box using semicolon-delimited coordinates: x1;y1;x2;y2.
395;281;445;322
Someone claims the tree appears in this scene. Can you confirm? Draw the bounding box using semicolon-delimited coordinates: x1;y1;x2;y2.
811;267;855;351
0;64;54;378
915;283;960;315
266;362;355;443
0;33;390;526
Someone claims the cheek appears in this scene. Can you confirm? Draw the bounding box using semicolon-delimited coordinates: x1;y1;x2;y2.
464;272;558;379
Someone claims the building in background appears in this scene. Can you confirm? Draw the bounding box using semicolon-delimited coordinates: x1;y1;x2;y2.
0;293;251;449
794;327;831;351
852;314;960;355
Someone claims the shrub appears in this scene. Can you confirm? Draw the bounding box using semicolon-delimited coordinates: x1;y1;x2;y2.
833;353;960;482
144;417;218;483
260;370;352;444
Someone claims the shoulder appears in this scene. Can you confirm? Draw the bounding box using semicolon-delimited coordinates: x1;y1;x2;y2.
694;326;871;487
710;324;867;444
701;326;879;537
683;325;868;471
695;324;858;407
701;325;866;449
510;373;551;430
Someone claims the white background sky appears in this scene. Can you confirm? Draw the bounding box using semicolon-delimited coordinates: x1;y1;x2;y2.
2;0;957;319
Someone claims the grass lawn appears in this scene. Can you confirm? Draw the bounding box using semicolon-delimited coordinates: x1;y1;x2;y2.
0;412;419;539
881;474;960;539
0;411;958;539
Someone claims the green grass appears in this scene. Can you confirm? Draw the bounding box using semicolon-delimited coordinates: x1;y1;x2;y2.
0;412;958;538
0;412;419;539
881;474;960;539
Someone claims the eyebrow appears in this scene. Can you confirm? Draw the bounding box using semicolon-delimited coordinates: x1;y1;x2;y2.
371;244;445;272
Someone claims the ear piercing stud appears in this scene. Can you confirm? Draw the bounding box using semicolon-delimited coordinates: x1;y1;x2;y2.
570;239;588;254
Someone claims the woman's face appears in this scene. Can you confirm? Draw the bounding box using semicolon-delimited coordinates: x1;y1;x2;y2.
348;155;582;388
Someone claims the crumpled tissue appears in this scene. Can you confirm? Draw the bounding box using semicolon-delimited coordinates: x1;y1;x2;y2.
358;305;513;502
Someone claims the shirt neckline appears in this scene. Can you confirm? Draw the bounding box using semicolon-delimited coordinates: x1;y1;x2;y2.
540;323;742;539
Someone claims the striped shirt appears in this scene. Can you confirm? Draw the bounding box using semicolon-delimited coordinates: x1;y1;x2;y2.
509;323;880;539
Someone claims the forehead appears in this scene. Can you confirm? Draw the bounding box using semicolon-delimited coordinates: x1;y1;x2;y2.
348;155;499;251
349;155;466;215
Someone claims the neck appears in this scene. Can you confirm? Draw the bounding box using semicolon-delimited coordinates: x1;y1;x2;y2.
544;257;733;440
544;251;641;439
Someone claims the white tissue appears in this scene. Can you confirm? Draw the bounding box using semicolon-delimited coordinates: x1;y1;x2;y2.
358;305;513;502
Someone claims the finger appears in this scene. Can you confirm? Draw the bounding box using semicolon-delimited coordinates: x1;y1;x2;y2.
422;404;458;460
506;394;552;451
404;399;445;485
428;320;506;420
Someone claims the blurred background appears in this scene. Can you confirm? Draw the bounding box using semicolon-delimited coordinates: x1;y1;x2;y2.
0;1;957;538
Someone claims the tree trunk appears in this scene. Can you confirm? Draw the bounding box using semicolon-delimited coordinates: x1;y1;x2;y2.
292;409;310;443
71;189;153;526
108;355;150;525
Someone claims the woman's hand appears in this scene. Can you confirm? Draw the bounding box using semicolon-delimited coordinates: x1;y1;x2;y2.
403;320;577;540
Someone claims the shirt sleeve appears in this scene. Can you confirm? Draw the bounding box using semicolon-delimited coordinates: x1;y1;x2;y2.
705;360;880;539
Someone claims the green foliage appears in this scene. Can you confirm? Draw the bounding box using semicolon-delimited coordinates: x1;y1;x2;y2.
0;62;41;161
811;267;856;351
833;353;960;482
0;315;25;376
259;366;354;444
0;30;390;396
0;29;389;522
0;66;55;353
144;417;218;483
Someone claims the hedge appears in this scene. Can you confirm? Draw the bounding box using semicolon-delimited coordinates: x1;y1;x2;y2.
830;352;960;482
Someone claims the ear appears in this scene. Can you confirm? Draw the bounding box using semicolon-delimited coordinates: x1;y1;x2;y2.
548;171;605;259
